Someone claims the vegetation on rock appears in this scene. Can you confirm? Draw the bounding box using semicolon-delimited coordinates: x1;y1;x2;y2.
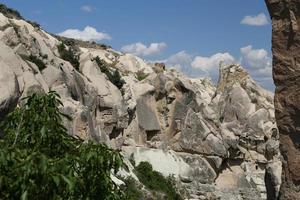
0;91;125;200
122;177;143;200
0;4;40;28
135;162;182;200
21;54;47;71
92;56;125;89
57;43;80;71
135;70;148;81
0;4;22;19
55;35;111;50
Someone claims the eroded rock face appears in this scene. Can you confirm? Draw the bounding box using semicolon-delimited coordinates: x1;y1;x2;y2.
0;59;19;120
265;0;300;199
0;8;281;199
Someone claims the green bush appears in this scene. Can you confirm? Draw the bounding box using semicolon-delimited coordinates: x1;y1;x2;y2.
123;177;143;200
0;4;22;19
0;91;125;200
110;69;125;89
135;162;182;200
22;54;47;71
92;56;125;89
92;56;110;74
55;35;111;50
57;43;80;71
135;70;148;81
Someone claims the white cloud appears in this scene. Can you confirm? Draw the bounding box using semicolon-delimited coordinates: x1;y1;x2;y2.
241;13;269;26
163;51;235;80
240;45;271;70
191;53;235;73
166;51;193;70
240;45;273;89
58;26;111;41
121;42;167;56
81;5;94;12
163;47;274;90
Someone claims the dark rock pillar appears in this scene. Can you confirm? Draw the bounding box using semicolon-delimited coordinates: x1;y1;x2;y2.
265;0;300;199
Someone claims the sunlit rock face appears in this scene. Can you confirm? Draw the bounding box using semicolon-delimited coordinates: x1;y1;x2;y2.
265;0;300;199
0;6;281;199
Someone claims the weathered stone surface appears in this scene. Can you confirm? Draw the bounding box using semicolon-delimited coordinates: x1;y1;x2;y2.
0;7;282;199
265;161;282;200
136;96;160;132
265;0;300;199
179;108;227;157
180;153;217;184
0;60;19;120
123;147;217;185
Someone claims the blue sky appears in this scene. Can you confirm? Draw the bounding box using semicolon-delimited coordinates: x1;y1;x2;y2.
1;0;273;90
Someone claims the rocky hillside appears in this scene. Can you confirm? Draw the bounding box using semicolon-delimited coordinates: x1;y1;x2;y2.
0;5;281;200
265;0;300;199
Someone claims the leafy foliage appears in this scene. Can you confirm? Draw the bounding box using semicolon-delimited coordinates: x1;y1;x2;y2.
92;56;110;74
0;4;22;19
55;35;111;50
0;3;40;29
22;54;47;71
135;70;148;81
122;177;143;200
27;21;41;29
57;43;80;71
0;91;125;200
135;162;182;200
92;56;125;89
110;70;125;89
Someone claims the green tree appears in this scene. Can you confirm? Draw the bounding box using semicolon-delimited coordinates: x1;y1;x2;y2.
0;91;125;200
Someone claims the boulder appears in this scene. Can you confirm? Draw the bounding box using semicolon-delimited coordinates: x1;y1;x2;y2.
265;161;282;200
0;60;19;120
179;109;227;157
136;95;161;142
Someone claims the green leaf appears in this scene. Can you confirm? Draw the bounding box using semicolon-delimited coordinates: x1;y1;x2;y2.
40;126;46;139
21;190;28;200
60;175;75;191
52;175;60;186
0;91;127;199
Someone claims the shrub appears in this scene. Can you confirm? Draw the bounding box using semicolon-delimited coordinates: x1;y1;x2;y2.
135;70;148;81
55;35;111;50
0;91;125;199
0;4;22;19
92;56;110;74
123;177;143;200
57;43;80;71
22;54;47;71
27;21;41;29
39;53;48;60
135;162;182;200
92;56;125;89
110;69;125;89
0;4;39;29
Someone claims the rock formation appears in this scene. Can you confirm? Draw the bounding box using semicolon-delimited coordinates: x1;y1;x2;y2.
0;5;281;199
265;0;300;199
